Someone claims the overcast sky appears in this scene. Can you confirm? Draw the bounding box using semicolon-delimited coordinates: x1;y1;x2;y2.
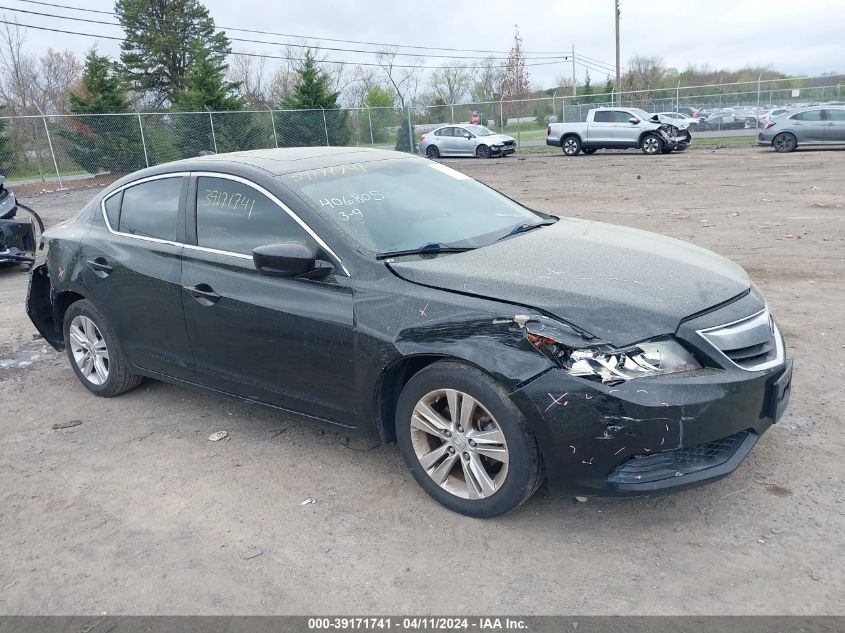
5;0;844;89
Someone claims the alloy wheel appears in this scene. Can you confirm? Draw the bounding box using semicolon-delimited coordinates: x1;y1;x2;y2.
563;138;579;155
409;389;509;500
643;136;660;154
69;315;110;385
773;133;796;152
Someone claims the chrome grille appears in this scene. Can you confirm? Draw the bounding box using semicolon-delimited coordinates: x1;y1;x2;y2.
697;309;783;371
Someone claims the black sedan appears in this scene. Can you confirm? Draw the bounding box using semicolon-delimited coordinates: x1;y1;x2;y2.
26;148;793;517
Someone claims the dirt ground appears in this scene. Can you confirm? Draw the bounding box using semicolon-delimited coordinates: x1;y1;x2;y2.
1;147;843;615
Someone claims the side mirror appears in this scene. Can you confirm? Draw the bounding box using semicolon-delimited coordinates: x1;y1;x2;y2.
629;117;640;124
252;242;332;279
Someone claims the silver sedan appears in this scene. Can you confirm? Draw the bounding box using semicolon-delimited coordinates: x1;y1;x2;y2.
419;124;516;159
757;105;845;152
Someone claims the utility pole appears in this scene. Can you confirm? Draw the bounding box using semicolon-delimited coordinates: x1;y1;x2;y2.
614;0;621;105
571;45;576;97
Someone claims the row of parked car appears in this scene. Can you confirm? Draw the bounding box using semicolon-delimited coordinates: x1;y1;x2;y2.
669;103;845;131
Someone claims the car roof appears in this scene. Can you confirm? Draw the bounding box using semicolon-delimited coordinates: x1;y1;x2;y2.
97;147;418;197
188;147;408;176
130;147;413;180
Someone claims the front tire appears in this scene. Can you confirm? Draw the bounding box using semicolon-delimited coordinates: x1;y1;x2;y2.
773;132;797;153
561;136;581;156
425;145;440;159
63;299;142;397
475;144;491;159
641;134;663;155
395;361;544;518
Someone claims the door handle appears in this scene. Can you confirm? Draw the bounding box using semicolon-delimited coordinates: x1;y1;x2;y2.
184;283;221;305
86;258;112;277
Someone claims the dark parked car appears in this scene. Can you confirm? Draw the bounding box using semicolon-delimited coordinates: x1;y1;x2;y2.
26;148;793;517
699;111;747;131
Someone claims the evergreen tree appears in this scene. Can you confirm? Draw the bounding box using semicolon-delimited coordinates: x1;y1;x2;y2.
394;112;416;153
171;43;263;156
277;51;349;147
579;70;594;104
59;49;144;174
116;0;231;106
604;76;615;100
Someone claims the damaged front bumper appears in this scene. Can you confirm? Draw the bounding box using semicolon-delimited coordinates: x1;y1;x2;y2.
510;357;792;495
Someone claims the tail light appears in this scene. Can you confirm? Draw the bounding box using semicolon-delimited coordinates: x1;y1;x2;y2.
419;134;426;141
764;121;776;130
546;126;551;136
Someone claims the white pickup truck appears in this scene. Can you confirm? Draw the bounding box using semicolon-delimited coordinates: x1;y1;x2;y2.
546;107;693;156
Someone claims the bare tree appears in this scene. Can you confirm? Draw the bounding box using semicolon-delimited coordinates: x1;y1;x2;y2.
0;18;80;114
377;49;421;108
229;53;269;107
499;26;530;102
624;56;666;93
429;63;472;105
342;66;380;108
471;57;503;102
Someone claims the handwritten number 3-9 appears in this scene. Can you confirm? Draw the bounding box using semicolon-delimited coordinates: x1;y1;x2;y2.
337;208;363;221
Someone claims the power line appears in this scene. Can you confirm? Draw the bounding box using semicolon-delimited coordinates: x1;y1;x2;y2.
0;19;572;70
11;0;580;56
575;58;615;76
0;5;573;61
575;52;616;71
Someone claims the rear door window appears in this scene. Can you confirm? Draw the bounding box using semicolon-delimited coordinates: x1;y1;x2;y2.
196;176;310;255
118;177;183;241
791;110;823;121
593;111;612;123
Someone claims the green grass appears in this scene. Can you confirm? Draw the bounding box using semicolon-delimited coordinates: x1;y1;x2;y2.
688;135;757;147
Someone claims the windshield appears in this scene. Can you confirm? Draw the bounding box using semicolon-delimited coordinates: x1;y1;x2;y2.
281;157;541;255
630;108;651;120
464;124;494;137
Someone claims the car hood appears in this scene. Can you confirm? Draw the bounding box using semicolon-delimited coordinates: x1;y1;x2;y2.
388;218;751;347
651;114;692;130
480;134;514;145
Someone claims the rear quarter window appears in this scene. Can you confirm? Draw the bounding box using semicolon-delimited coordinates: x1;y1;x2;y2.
104;191;122;228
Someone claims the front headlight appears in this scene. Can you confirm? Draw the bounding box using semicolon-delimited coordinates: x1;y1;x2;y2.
527;332;701;384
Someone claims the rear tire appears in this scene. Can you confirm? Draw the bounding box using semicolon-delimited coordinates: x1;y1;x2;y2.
561;136;581;156
63;299;142;397
641;134;663;155
425;145;440;159
395;361;544;518
773;133;797;153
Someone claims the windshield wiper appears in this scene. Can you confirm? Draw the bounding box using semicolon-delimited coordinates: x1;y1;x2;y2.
497;219;557;242
376;242;476;260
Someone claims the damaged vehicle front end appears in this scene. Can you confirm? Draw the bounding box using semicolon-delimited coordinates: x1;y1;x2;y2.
651;113;693;152
26;148;790;518
0;176;44;270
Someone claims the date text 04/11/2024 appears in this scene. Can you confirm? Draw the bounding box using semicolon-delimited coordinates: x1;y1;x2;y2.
306;617;528;630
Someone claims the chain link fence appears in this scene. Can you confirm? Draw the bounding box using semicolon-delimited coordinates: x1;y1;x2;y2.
1;74;843;188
